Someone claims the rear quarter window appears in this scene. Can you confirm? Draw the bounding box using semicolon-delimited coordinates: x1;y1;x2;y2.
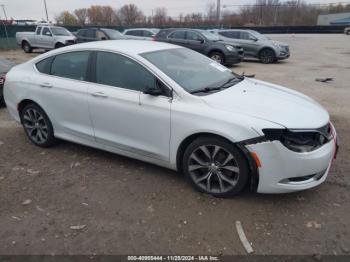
35;57;54;74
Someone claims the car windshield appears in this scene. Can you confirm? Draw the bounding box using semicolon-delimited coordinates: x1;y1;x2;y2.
102;29;123;39
200;30;220;41
141;48;240;94
51;27;71;36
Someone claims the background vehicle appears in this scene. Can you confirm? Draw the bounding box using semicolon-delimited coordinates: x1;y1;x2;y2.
0;58;15;107
16;25;76;53
123;28;160;40
210;29;290;64
345;27;350;35
75;28;125;43
4;41;337;197
154;28;244;65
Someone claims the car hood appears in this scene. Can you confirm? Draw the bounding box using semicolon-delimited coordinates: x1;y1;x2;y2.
201;78;329;129
55;35;76;41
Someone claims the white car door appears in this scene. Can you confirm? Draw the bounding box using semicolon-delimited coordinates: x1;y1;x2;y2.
87;51;171;161
34;51;95;141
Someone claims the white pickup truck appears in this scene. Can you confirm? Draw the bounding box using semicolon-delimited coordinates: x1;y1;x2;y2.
16;25;77;53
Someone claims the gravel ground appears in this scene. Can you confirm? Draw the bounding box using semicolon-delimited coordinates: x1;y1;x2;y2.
0;34;349;256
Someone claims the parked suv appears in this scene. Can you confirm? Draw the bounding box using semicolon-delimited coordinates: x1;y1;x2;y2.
154;28;244;65
75;28;125;43
123;28;160;40
210;29;290;64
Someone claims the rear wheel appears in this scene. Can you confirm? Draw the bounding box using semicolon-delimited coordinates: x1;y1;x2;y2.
182;136;249;197
22;41;32;53
209;51;225;65
20;103;56;147
259;48;276;64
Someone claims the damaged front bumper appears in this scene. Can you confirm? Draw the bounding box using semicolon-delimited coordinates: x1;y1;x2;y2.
239;124;338;194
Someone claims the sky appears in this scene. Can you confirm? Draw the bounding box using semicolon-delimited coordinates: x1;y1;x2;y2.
0;0;340;21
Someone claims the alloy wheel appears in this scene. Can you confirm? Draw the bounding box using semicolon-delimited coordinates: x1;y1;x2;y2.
260;49;275;64
22;108;49;144
188;144;240;194
211;54;223;64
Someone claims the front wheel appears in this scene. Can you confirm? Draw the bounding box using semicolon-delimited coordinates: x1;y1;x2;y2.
182;136;249;197
259;49;276;64
209;52;225;65
20;103;56;147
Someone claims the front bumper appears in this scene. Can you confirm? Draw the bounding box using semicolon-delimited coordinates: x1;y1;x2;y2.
277;46;290;60
225;52;244;65
245;126;338;194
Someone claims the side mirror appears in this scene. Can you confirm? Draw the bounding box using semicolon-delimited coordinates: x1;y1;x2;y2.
46;32;52;36
144;86;163;96
199;39;205;44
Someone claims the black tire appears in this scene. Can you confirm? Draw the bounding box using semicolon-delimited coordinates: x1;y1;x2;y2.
55;43;65;49
22;41;32;53
209;51;225;65
182;136;249;197
20;103;56;147
0;87;5;107
347;31;350;35
0;96;5;108
259;48;276;64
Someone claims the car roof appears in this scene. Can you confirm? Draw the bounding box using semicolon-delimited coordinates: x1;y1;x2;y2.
41;40;181;57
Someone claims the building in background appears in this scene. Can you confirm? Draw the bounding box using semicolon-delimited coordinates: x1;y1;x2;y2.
317;12;350;25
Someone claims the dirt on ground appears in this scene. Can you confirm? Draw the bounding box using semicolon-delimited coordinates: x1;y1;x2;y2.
0;34;349;256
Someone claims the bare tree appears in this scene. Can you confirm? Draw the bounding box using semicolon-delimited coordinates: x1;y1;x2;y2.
74;8;88;25
87;5;117;26
206;1;217;21
153;7;167;27
117;4;144;26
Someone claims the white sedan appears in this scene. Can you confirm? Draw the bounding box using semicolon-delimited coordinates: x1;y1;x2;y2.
4;40;338;197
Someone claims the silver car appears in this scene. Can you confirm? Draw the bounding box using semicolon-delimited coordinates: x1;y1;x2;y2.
210;29;290;64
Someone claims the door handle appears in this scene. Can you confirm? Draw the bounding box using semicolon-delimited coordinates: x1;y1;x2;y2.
39;83;52;88
91;91;108;98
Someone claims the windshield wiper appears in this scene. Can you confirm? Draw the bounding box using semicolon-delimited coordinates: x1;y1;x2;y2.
190;86;224;94
190;76;244;94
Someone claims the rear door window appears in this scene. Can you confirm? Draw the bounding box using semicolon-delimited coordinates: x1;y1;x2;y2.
50;51;90;81
35;56;54;74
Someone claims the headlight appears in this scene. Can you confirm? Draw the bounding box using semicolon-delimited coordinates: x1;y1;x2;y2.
262;124;332;153
225;45;235;52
